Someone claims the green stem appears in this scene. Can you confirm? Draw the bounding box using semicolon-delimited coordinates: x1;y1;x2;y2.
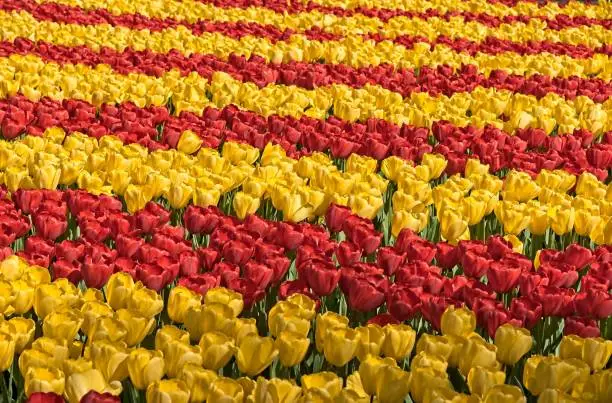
1;372;10;403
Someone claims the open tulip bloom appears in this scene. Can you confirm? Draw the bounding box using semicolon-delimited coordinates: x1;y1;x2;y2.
0;0;610;402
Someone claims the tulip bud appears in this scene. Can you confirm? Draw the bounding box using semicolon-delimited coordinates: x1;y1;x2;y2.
164;339;203;378
410;368;452;403
324;327;360;367
127;348;165;390
301;372;343;399
494;324;533;366
275;330;310;368
127;284;163;318
440;306;476;337
177;130;203;155
376;365;411;403
155;325;190;357
146;379;190;403
90;340;130;383
115;309;155;347
178;364;218;403
105;273;134;311
315;312;349;352
9;317;35;353
354;324;385;361
458;338;500;377
24;367;65;397
233;192;261;220
236;334;278;377
359;356;398;396
410;352;448;376
88;317;128;344
381;324;416;361
199;332;235;371
204;287;244;318
0;331;16;371
416;334;453;362
581;337;612;371
467;366;506;397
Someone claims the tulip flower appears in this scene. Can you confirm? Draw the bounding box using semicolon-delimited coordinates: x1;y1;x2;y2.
252;378;302;403
155;325;190;357
24;367;65;398
90;340;130;383
105;273;134;311
275;330;310;368
79;391;121;403
494;324;533;366
115;309;155;347
167;286;201;324
581;337;612;371
376;365;411;403
355;324;385;361
146;379;190;403
207;378;244;403
301;372;343;400
458;338;500;376
164;339;203;379
440;306;477;338
236;334;278;377
416;334;453;362
410;352;448;376
199;332;236;371
10;317;36;353
525;357;590;396
410;368;452;403
482;385;526;403
204;287;244;318
42;308;84;342
467;366;506;397
324;327;360;367
127;348;165;390
315;312;349;353
25;392;64;403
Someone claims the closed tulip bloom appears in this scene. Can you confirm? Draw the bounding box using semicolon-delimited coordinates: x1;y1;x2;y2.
199;303;235;337
90;340;130;383
494;324;533;366
458;338;500;376
127;284;164;318
105;273;134;311
80;301;114;337
324;327;360;367
164;339;203;378
146;379;190;403
28;337;69;369
355;324;385;361
301;372;343;400
127;348;165;390
178;364;218;403
381;324;416;361
199;331;235;371
359;356;398;396
581;337;612;371
268;312;311;339
276;330;310;368
410;352;448;376
24;367;65;397
115;309;155;347
11;280;35;315
416;334;453;362
581;369;612;403
392;209;429;237
62;358;93;378
439;208;469;244
124;184;152;214
233;192;261;220
42;308;83;342
559;335;585;360
167;182;193;210
252;377;302;403
0;331;16;371
65;369;123;403
236;334;278;377
177;130;203;154
232;318;258;345
494;202;530;236
315;312;349;352
441;306;476;338
33;283;65;320
410;368;452;403
208;378;244;403
205;288;244;318
467;366;506;397
482;385;525;403
9;317;35;353
155;325;190;357
168;286;201;324
502;171;540;202
88;316;128;344
528;358;590;396
548;206;575;235
285;294;317;320
376;365;411;403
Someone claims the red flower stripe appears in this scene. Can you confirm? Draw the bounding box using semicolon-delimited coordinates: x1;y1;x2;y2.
2;38;610;103
2;0;609;58
2;95;611;178
192;0;611;29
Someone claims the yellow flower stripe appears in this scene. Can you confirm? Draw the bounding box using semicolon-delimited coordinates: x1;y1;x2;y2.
310;0;612;19
2;54;610;136
2;10;610;80
33;0;611;48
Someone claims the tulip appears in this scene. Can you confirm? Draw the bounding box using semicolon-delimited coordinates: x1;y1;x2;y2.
207;378;244;403
440;306;476;338
376;365;411;403
231;318;258;345
416;334;453;362
80;391;121;403
62;358;93;378
324;327;360;367
458;338;500;376
199;332;235;371
115;309;155;347
410;368;452;403
127;284;164;318
502;171;540;202
146;379;190;403
167;182;193;210
359;356;398;395
268;311;310;339
536;389;578;403
204;287;244;318
354;324;385;361
25;392;64;403
88;317;127;344
548;206;575;235
392;210;429;237
233;192;261;220
90;340;130;383
124;184;152;214
494;324;533;366
24;367;65;397
301;372;343;399
80;301;114;337
581;369;612;403
482;385;526;403
380;323;416;362
127;348;165;390
155;325;190;357
167;286;201;324
42;308;83;342
527;357;590;396
559;335;584;360
439;208;468;244
236;334;278;377
275;330;310;368
187;303;235;343
410;352;448;376
9;317;35;353
178;365;218;403
252;377;302;403
105;273;134;311
164;339;203;378
11;280;34;315
177;130;203;154
581;337;612;371
467;366;506;397
315;312;349;352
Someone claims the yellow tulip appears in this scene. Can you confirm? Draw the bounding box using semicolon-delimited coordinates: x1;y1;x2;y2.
0;331;15;371
410;368;452;403
482;385;525;403
462;196;488;226
376;364;411;403
127;283;164;318
581;369;612;403
381;324;416;361
276;330;310;368
168;288;203;325
24;366;65;397
30;337;69;369
527;357;590;396
33;163;61;190
80;301;114;336
62;358;93;378
0;280;15;315
439;208;469;244
199;331;236;371
0;255;27;280
155;325;190;357
90;340;130;382
548;206;575;235
124;184;153;213
537;388;581;403
9;317;35;353
252;377;303;403
581;337;612;371
441;306;476;338
392;209;429;237
208;378;244;403
177;130;203;154
88;317;128;344
32;284;64;320
167;182;194;209
348;193;383;220
355;324;385;361
65;369;123;403
164;339;203;378
108;169;131;195
147;379;191;403
42;307;84;341
458;338;500;376
268;312;310;339
467;366;506;397
574;209;601;237
205;287;244;318
416;334;453;361
236;334;278;377
494;324;533;366
194;185;222;208
185;303;234;343
116;308;155;346
421;153;447;181
301;372;343;400
232;318;258;345
494;201;530;235
324;327;360;367
178;364;218;403
127;348;165;390
315;312;349;352
359;356;398;395
410;352;448;376
106;272;135;311
559;335;584;360
502;171;540;202
222;142;259;165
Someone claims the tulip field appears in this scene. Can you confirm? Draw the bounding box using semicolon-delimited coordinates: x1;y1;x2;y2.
0;0;612;402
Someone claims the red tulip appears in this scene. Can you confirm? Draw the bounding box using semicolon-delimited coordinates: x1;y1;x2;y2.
487;261;522;293
574;289;612;320
435;242;458;270
386;286;421;321
264;255;291;284
82;255;115;289
533;286;575;317
178;273;221;296
55;240;86;262
377;246;405;276
345;275;387;313
52;259;83;284
336;241;362;267
367;313;400;327
273;222;304;250
80;391;120;403
184;205;221;235
33;213;67;241
244;262;274;290
539;262;579;288
222;240;253;266
564;316;600;338
13;189;44;214
212;262;241;286
114;257;137;278
562;244;593;269
136;263;168;292
115;234;144;258
198;247;220;271
461;250;491;278
228;278;265;309
421;295;461;331
510;297;543;329
179;250;201;277
25;236;55;257
486;236;514;260
243;214;270;238
303;260;341;297
27;392;64;403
